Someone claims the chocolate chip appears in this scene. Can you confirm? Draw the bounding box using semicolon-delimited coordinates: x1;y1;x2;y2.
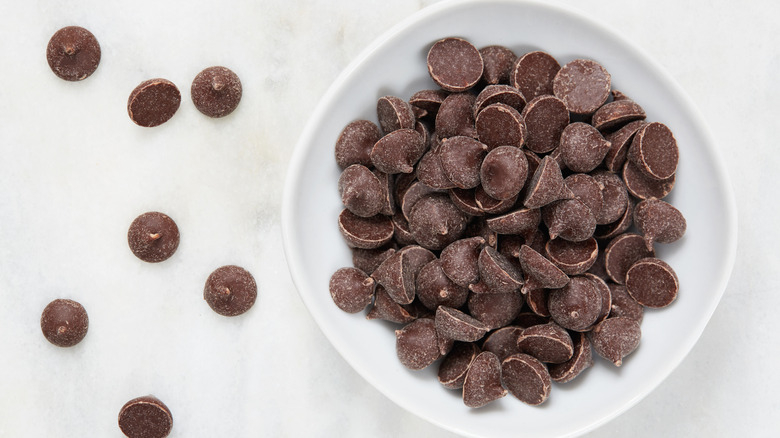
486;207;540;236
127;79;181;127
448;188;484;216
475;103;527;149
470;246;523;294
515;312;551;329
204;265;258;317
603;120;646;172
372;250;415;305
190;66;242;118
408;194;469;250
410;89;449;115
481;326;522;362
517;322;574;363
553;59;611;115
334;120;382;169
436;92;477;138
607;283;644;323
438;136;488;189
549;331;593;383
501;353;551;405
391;212;416;246
438;342;480;389
118;395;173;438
40;299;88;347
377;95;416;134
510;51;560;100
603;233;655;284
338;164;385;217
542;199;597;242
468;291;523;330
396;318;440;370
427;37;484;92
329;267;375;313
416;259;469;310
564;173;603;218
589;317;641;367
46;26;101;81
370;128;426;174
480;146;529;201
634;199;687;250
526;287;551;317
519;244;569;293
435;306;489;342
625;257;679;308
591;170;629;225
627;122;679;180
351;246;396;275
591;99;646;131
474;84;526;116
373;170;397;216
521;95;570;154
545;237;598;275
622;160;676;200
475;186;518;215
127;212;180;263
440;236;486;287
548;276;602;332
583;273;612;329
463;351;508;408
559;122;612;173
416;149;456;190
479;45;517;85
338;209;394;249
366;286;416;324
594;197;635;241
523;156;573;209
401;181;436;221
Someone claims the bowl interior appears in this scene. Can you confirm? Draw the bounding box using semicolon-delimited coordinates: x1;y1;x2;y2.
282;1;737;437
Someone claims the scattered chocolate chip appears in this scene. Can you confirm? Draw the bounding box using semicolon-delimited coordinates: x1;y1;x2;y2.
204;265;258;317
591;170;629;225
436;92;477;138
482;326;523;361
329;267;375;314
470;246;523;294
501;353;551;405
485;207;540;236
564;173;603;218
335;120;382;169
542;199;597;242
366;286;416;324
526;287;551;317
583;273;612;329
416;149;456;190
118;395;173;438
40;299;88;347
519;244;569;293
351;246;396;275
46;26;101;81
372;250;416;305
475;186;518;215
427;37;484;92
127;79;181;127
191;66;242;118
127;212;180;263
463;351;508;408
553;59;611;115
410;89;449;115
625;257;679;308
589;317;641;367
594;197;635;241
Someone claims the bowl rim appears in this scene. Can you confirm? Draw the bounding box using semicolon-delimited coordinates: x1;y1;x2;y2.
281;0;738;436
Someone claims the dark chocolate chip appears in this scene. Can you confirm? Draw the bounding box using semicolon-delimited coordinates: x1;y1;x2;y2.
594;197;635;241
545;237;598;275
351;245;396;275
607;283;644;323
633;198;687;250
479;45;517;85
526;287;550;317
339;164;385;217
127;212;180;263
40;299;88;347
583;273;612;329
338;209;394;249
482;326;523;361
435;93;477;138
523;155;573;209
627;122;679;180
435;306;489;342
591;99;646;131
408;194;469;250
448;188;484;216
475;103;527;149
559;122;612;173
553;59;611;115
366;286;416;324
470;246;523;294
204;265;258;317
564;173;603;218
518;244;569;292
438;136;488;189
370;128;426;174
623;160;676;200
510;51;560;100
625;257;679;308
589;317;641;367
548;276;602;332
377;95;416;134
410;89;449;115
603;233;655;284
603;120;646;173
416;149;456;190
521;95;569;154
334;120;382;169
440;236;486;287
542;199;597;242
396;318;440;370
468;291;523;330
329;267;375;313
127;79;181;127
191;66;242;118
463;351;508;408
427;37;484;92
118;395;173;438
591;170;629;225
416;259;469;310
480;146;528;201
475;186;518;215
501;353;551;405
46;26;101;81
474;84;526;116
485;207;540;236
517;322;574;363
438;342;480;389
549;331;593;383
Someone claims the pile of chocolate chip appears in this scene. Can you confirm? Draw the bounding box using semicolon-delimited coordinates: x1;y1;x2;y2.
329;37;687;408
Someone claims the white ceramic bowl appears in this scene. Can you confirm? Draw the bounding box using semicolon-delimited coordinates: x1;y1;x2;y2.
281;1;737;436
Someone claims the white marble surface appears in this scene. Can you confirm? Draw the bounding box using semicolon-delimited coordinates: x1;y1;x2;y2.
0;0;775;437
